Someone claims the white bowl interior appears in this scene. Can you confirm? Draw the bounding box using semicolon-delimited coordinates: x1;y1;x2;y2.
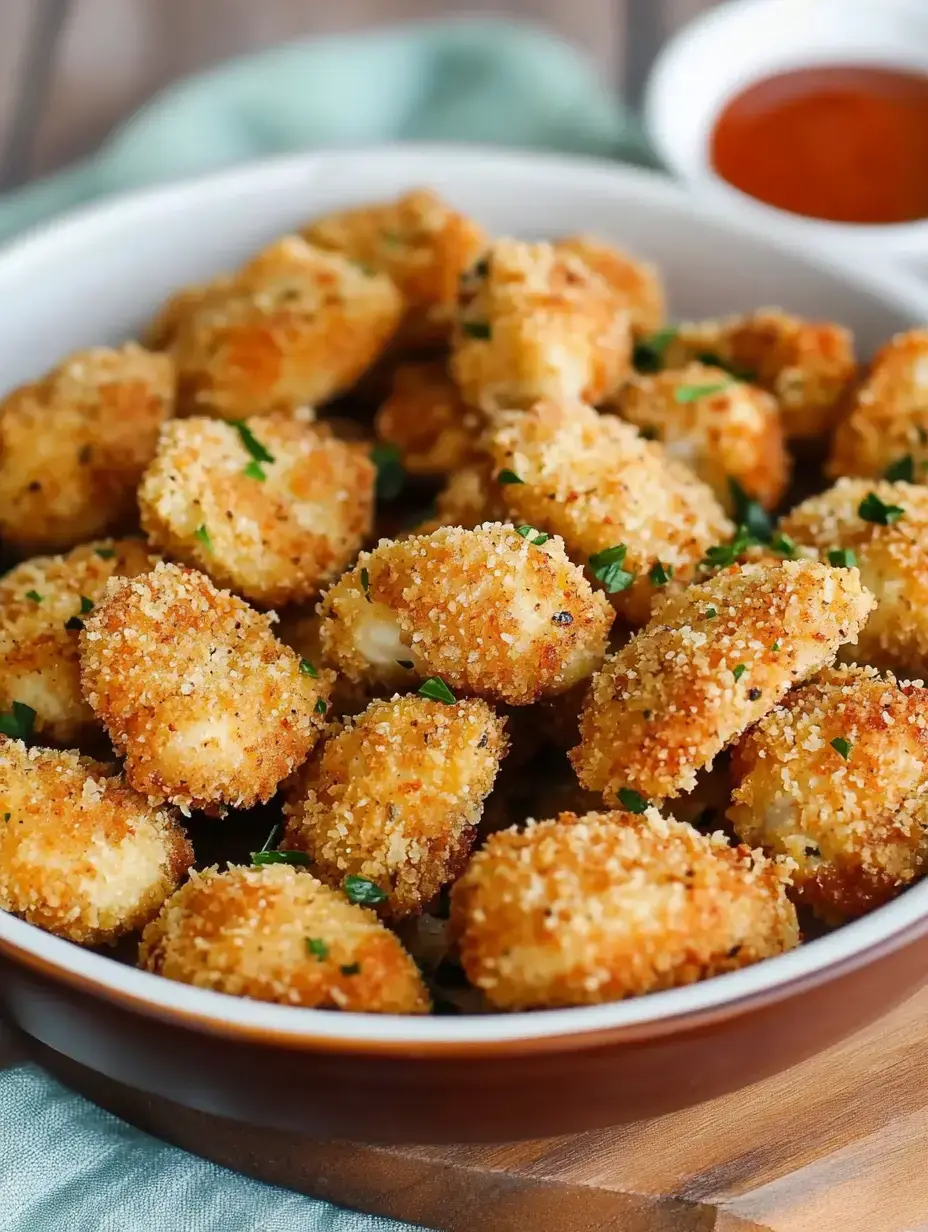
3;145;928;1044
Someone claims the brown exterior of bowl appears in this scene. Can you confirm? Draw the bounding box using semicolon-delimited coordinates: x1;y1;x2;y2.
2;918;928;1143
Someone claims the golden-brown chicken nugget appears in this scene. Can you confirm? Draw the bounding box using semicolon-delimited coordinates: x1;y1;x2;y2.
0;739;192;945
556;234;665;337
319;523;614;704
79;563;328;812
138;414;374;607
0;538;160;747
729;666;928;921
374;361;483;477
283;694;507;919
570;560;874;801
139;863;429;1012
451;809;798;1010
0;344;173;555
451;239;632;412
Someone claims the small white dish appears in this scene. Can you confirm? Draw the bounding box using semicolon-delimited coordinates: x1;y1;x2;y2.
644;0;928;273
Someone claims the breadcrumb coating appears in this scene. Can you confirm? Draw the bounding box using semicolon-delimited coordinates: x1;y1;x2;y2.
780;478;928;677
729;666;928;921
664;309;856;441
374;361;483;477
555;234;665;337
319;523;613;704
610;363;790;513
0;739;192;945
488;399;732;625
139;863;429;1013
828;329;928;482
138;414;374;607
79;563;327;811
450;239;632;413
168;236;402;418
570;560;874;800
283;695;507;919
451;809;798;1010
0;538;160;747
0;344;173;555
303;188;488;349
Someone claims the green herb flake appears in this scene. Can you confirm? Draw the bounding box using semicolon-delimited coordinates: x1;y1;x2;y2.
24;590;42;603
299;659;318;678
589;543;636;594
632;327;677;373
828;547;857;568
618;787;649;815
858;491;904;525
462;320;492;340
418;676;456;705
79;596;94;615
340;963;362;976
194;524;212;552
360;567;370;595
729;479;773;543
243;459;266;482
371;443;405;502
343;874;388;905
497;469;524;485
251;850;311;867
770;533;798;559
885;455;915;482
675;381;733;404
771;641;780;652
830;736;852;760
306;937;329;961
94;548;116;560
232;419;275;469
703;524;762;569
515;525;550;546
696;352;756;382
705;607;718;619
648;560;674;586
0;701;36;741
732;664;747;682
314;698;327;716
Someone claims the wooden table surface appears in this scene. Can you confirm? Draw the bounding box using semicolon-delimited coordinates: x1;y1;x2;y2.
0;0;717;188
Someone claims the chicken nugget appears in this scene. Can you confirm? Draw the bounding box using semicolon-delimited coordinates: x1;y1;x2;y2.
374;361;483;477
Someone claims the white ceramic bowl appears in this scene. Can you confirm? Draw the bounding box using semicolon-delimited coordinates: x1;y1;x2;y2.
644;0;928;272
2;146;928;1143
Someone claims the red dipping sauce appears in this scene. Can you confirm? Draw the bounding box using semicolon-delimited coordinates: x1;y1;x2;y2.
710;64;928;225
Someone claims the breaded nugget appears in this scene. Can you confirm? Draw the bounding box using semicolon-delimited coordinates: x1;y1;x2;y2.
451;809;798;1010
0;740;192;945
488;399;732;625
79;563;328;812
0;538;160;747
319;523;613;704
168;236;402;418
828;329;928;482
374;361;483;477
282;695;507;919
139;863;429;1012
450;239;631;413
303;187;488;349
138;414;374;607
555;234;665;337
729;666;928;921
663;309;856;441
780;478;928;677
610;363;790;513
570;560;874;800
0;344;173;555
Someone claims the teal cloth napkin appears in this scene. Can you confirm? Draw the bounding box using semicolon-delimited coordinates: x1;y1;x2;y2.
0;17;649;1231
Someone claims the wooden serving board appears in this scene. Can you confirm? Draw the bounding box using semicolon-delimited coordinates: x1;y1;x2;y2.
22;983;928;1232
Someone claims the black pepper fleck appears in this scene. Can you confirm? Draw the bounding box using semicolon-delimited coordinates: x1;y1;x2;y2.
748;687;761;700
551;611;573;625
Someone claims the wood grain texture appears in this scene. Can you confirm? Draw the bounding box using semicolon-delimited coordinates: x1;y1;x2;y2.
23;984;928;1232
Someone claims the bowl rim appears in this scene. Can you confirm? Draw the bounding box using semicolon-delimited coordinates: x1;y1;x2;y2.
4;142;928;1055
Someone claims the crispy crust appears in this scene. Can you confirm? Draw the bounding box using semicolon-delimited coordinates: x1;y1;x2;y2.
570;560;875;800
0;739;192;945
139;864;429;1013
555;234;665;337
283;694;507;920
0;344;173;554
451;809;798;1010
318;522;614;704
79;563;328;812
138;414;374;607
729;666;928;921
374;361;483;477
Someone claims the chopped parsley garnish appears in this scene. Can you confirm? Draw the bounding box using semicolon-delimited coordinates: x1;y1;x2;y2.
618;787;649;815
306;937;329;961
252;850;311;867
770;533;798;559
232;419;275;481
828;547;857;568
674;380;732;404
418;676;456;705
703;525;756;568
705;607;718;619
462;321;491;340
94;548;116;560
885;455;915;482
360;567;370;594
194;524;212;552
24;590;42;603
314;698;327;716
648;560;673;586
299;659;318;677
515;525;549;546
771;641;780;652
243;460;266;481
858;491;904;525
498;469;524;485
340;963;362;976
632;327;677;373
371;443;405;501
256;823;281;854
344;874;388;905
830;736;852;760
589;543;635;593
729;479;773;542
695;352;756;382
0;701;36;741
732;664;747;682
79;596;94;614
64;616;84;631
